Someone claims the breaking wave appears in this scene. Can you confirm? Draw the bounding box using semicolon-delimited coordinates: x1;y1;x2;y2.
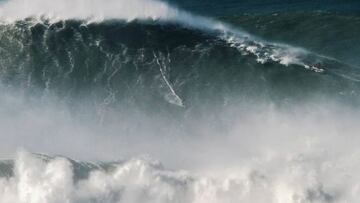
1;0;360;202
0;18;359;110
1;150;360;203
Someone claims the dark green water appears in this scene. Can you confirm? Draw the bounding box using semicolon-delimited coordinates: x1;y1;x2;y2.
1;1;360;202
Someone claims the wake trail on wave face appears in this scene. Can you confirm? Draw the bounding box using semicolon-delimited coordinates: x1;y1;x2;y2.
0;1;360;202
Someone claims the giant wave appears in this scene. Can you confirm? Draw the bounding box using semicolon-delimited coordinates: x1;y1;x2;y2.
1;0;360;203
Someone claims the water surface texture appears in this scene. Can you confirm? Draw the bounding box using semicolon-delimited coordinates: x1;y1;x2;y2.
0;0;360;202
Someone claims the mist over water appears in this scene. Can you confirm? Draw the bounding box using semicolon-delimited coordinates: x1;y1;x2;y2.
2;83;360;203
1;0;360;202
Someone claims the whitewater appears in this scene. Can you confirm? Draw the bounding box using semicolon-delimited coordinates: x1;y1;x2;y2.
0;0;360;203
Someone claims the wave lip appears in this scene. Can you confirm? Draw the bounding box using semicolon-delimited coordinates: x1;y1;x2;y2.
0;0;227;31
0;0;177;22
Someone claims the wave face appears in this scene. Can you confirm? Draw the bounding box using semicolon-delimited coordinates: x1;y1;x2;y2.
0;0;359;111
1;0;360;203
0;19;359;110
222;12;360;67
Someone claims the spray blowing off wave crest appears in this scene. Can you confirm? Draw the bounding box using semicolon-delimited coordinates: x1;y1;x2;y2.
1;1;360;202
0;0;226;30
0;0;176;21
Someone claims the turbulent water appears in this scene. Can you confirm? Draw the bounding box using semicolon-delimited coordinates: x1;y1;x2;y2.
1;0;360;202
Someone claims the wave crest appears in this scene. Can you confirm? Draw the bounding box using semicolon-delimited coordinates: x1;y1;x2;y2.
0;0;177;22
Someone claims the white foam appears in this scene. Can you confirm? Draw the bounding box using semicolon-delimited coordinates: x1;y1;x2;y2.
0;1;356;201
1;81;360;202
1;84;360;202
0;0;175;22
0;0;225;31
1;150;360;203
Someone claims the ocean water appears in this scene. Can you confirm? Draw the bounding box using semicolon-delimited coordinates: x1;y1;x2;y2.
167;0;360;15
0;0;360;202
